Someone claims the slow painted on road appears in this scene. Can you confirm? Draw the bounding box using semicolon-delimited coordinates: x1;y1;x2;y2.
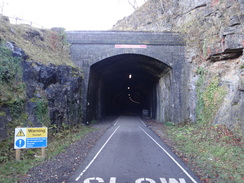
68;116;202;183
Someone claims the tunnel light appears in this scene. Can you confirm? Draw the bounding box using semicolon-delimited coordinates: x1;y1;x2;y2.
129;74;132;79
128;87;130;90
128;96;140;104
128;94;130;96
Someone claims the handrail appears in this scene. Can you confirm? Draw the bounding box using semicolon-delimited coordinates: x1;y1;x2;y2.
1;15;45;29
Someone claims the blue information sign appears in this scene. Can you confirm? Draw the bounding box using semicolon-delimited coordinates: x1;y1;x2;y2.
26;137;47;148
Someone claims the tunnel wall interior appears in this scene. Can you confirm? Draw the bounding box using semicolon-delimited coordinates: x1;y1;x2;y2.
86;54;173;122
156;71;173;122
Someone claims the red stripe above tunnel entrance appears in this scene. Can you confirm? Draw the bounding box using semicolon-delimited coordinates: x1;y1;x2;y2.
115;44;147;48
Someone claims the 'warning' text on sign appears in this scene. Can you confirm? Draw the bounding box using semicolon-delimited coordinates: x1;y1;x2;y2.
26;128;47;138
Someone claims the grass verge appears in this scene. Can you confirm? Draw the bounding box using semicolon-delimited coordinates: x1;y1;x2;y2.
163;123;243;183
0;125;95;183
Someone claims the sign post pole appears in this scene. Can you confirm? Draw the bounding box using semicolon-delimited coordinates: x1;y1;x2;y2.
41;147;46;159
16;149;21;161
41;126;46;159
15;126;21;161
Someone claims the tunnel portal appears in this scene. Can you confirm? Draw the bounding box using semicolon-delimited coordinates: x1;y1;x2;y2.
87;54;171;119
66;31;189;124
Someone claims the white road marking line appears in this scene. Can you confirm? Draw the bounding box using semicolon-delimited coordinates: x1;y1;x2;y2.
114;116;121;126
109;177;116;183
138;117;147;127
75;126;120;181
139;127;198;183
160;178;186;183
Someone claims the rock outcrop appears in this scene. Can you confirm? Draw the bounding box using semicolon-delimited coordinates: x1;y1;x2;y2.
22;60;83;128
0;40;83;141
113;0;244;133
0;16;84;141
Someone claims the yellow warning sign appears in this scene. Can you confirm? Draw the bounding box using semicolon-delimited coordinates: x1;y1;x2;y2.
16;129;25;137
26;128;47;138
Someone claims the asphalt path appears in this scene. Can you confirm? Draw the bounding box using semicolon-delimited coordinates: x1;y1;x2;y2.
68;116;202;183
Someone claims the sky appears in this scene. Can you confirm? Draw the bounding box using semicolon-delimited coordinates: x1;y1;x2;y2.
0;0;146;30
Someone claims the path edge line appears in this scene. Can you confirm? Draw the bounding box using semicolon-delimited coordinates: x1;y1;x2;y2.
75;126;120;181
140;126;198;183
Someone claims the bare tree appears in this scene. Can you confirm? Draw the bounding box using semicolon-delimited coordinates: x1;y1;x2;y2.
0;2;4;15
159;0;165;14
0;0;8;15
127;0;138;10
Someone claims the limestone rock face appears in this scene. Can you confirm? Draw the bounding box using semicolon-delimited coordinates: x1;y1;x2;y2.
22;61;83;127
0;43;83;141
113;0;244;132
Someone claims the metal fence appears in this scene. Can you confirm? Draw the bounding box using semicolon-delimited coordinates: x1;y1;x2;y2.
7;16;45;29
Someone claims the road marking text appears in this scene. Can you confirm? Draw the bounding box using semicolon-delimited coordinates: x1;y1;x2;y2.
84;177;187;183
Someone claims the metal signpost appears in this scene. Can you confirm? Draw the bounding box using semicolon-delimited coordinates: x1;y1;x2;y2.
14;127;48;161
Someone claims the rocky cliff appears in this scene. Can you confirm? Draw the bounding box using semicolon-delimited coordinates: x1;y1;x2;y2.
0;16;83;141
113;0;244;133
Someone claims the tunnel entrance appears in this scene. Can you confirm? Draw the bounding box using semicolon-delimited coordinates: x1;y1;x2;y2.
67;31;187;123
86;54;172;122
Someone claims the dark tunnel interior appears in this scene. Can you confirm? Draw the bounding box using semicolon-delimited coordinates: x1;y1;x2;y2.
86;54;171;121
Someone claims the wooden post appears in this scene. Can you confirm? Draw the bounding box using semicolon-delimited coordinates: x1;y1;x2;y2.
41;126;47;159
16;126;21;161
16;149;21;161
41;147;46;159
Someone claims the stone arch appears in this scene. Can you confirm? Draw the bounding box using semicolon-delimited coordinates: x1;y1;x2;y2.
87;46;172;67
67;31;188;123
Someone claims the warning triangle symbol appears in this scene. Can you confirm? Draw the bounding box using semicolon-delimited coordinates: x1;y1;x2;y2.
16;129;25;137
